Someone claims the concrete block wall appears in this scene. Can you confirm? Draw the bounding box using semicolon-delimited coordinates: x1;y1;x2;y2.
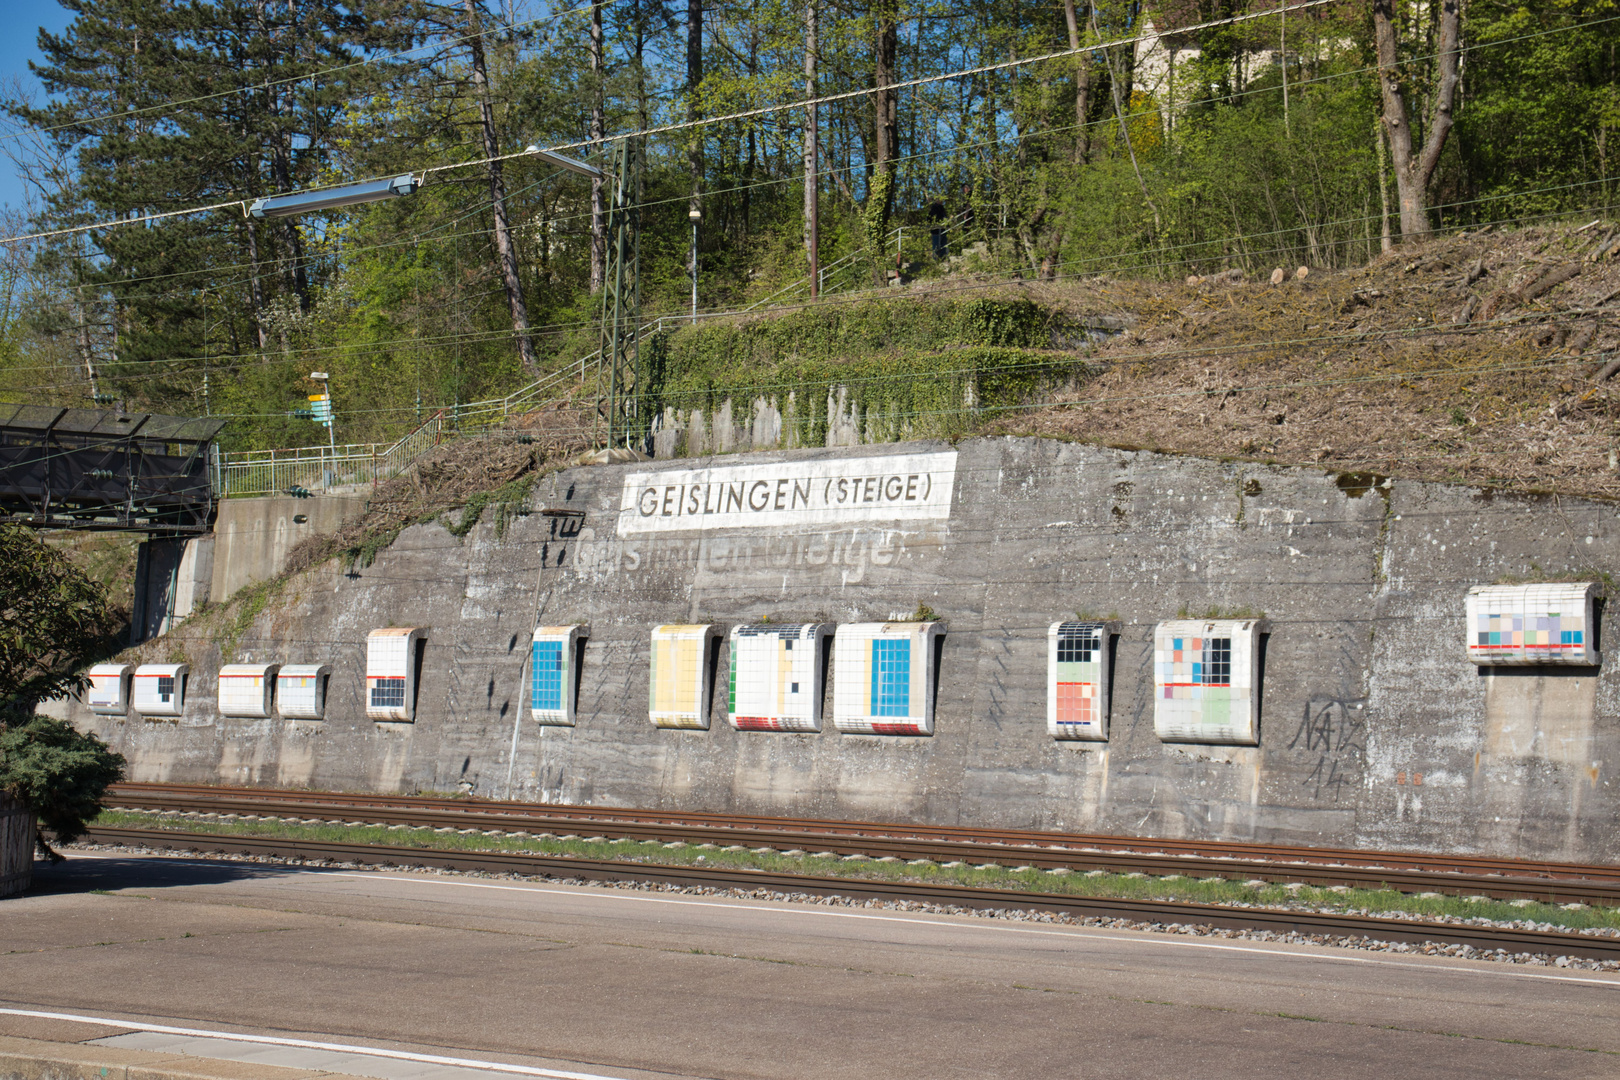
651;385;912;459
210;493;369;602
65;437;1620;862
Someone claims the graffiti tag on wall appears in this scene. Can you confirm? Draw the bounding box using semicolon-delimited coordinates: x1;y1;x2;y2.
1289;696;1368;801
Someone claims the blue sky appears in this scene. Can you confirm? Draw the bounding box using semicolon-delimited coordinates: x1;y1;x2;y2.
1;0;75;213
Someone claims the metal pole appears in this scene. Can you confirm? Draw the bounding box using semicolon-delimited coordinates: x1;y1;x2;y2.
323;379;335;452
690;219;698;323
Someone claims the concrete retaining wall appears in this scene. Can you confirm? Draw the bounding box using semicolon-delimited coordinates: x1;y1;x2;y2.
62;437;1620;862
210;493;369;603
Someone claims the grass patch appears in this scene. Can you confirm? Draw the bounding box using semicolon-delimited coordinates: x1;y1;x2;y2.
1174;605;1267;621
90;809;1620;932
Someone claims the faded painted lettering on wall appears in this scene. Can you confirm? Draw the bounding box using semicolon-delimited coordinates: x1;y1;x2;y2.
617;451;958;534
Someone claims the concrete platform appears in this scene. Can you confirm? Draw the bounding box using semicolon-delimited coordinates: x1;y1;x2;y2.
5;852;1620;1079
0;1031;370;1080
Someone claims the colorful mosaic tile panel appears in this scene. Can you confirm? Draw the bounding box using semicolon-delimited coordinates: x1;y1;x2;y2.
1152;620;1265;745
1047;621;1115;740
1465;583;1599;665
728;624;828;732
650;624;719;729
832;621;944;735
366;627;423;721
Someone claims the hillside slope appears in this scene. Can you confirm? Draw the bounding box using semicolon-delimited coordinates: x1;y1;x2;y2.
642;220;1620;500
988;222;1620;500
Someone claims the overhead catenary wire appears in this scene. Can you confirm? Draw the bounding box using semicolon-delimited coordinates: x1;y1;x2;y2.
18;6;1613;299
1;0;1342;248
20;172;1620;387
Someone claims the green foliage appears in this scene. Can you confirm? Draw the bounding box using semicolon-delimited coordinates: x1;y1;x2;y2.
1446;1;1620;222
215;576;287;663
0;525;119;714
645;296;1077;444
664;296;1052;368
5;0;1616;453
0;527;124;859
444;475;538;540
0;715;125;857
345;526;411;572
647;297;1080;444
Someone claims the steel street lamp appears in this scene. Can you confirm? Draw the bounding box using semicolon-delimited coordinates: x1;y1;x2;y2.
525;146;605;179
249;175;418;219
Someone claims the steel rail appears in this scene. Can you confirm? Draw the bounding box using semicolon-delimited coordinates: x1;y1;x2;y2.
106;783;1620;879
103;783;1620;905
79;826;1620;964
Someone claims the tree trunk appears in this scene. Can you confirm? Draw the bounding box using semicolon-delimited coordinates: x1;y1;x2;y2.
686;0;703;214
633;0;648;212
464;0;538;376
1062;0;1090;163
1376;120;1393;253
1372;0;1461;241
270;143;311;311
589;0;606;292
804;0;818;283
1092;7;1160;234
871;0;899;284
244;222;269;349
75;286;100;399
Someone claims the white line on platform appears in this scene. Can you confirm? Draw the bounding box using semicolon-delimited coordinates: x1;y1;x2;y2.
0;1008;627;1080
318;869;1620;991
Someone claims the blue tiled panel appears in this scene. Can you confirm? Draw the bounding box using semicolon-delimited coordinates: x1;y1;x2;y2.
870;638;911;717
532;641;565;711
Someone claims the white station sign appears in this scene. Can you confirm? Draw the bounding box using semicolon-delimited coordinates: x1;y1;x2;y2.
617;451;957;534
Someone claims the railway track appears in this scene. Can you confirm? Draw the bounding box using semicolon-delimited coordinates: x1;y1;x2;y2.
81;825;1620;965
104;782;1620;906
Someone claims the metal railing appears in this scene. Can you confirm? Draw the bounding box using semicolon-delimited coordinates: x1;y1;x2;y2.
212;362;594;498
213;411;448;497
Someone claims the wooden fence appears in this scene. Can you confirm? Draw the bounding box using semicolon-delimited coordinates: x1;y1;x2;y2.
0;792;33;898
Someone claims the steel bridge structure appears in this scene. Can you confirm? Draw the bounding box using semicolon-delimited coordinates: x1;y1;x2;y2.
0;404;225;534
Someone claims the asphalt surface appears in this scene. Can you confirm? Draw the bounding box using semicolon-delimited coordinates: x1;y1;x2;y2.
3;852;1618;1079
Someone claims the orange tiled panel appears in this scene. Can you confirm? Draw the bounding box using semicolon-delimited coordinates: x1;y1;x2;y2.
1047;621;1116;740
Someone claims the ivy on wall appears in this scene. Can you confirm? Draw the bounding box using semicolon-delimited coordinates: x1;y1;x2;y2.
645;297;1089;448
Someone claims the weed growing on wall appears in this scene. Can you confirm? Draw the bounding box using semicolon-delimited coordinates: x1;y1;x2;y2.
646;297;1085;448
1491;564;1615;593
444;475;539;540
215;577;288;663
